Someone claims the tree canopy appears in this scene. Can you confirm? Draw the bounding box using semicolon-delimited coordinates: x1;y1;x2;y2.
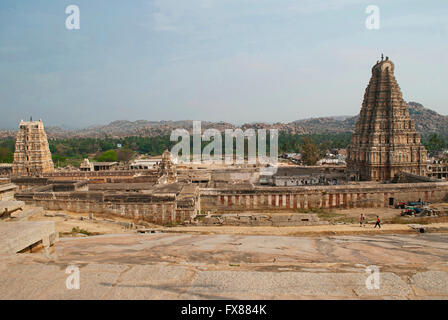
1;131;446;167
300;137;320;165
95;150;118;162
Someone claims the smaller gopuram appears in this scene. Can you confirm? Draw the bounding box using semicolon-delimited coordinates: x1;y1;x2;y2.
157;149;177;184
12;118;54;176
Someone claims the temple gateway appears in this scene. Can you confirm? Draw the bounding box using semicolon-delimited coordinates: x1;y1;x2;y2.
12;118;54;176
346;56;427;181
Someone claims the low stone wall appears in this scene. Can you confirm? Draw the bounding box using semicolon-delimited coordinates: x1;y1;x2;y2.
43;170;158;184
12;171;158;191
15;191;196;225
201;213;324;226
15;180;448;224
200;182;448;213
11;177;50;191
394;172;438;183
0;182;17;201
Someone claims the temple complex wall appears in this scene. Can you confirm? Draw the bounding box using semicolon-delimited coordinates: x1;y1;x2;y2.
43;170;158;184
15;190;196;225
200;182;448;213
13;180;448;223
10;177;50;191
210;170;260;184
12;170;159;191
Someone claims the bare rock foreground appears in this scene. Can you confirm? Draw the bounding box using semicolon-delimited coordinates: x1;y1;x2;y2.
0;232;447;299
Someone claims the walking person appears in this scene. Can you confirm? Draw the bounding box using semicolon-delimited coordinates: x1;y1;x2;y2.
374;215;381;229
360;213;365;227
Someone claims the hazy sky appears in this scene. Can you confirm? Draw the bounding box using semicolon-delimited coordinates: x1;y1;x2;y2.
0;0;447;129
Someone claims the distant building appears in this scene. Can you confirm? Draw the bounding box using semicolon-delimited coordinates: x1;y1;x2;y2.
130;159;160;170
281;153;302;164
318;150;346;165
12;119;54;176
427;158;448;180
317;158;345;165
346;57;427;181
79;158;118;171
262;166;345;186
80;159;94;172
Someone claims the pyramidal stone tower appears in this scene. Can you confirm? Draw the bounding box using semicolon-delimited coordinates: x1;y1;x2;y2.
157;149;177;184
346;56;427;181
12;118;54;176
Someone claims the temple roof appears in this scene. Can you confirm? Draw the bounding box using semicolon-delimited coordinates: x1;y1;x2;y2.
371;55;395;74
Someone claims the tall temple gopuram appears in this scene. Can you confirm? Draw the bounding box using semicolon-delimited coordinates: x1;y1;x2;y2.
157;149;178;184
12;118;54;176
346;56;427;181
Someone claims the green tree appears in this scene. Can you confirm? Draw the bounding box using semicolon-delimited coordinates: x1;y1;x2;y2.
0;147;13;163
95;150;117;162
423;133;447;154
116;147;134;162
52;155;67;167
301;137;320;165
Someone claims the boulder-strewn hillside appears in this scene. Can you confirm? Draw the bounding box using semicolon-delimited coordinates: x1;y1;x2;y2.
60;120;236;138
407;102;448;136
286;101;448;136
1;102;446;139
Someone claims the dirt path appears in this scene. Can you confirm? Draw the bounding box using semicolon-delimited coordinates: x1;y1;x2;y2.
22;206;448;237
160;222;448;237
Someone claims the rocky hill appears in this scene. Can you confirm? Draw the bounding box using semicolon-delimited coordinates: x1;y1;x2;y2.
1;102;446;139
407;102;448;136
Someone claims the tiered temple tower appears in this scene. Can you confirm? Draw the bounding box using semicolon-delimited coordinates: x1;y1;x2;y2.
346;56;427;181
12;118;54;176
157;149;177;184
